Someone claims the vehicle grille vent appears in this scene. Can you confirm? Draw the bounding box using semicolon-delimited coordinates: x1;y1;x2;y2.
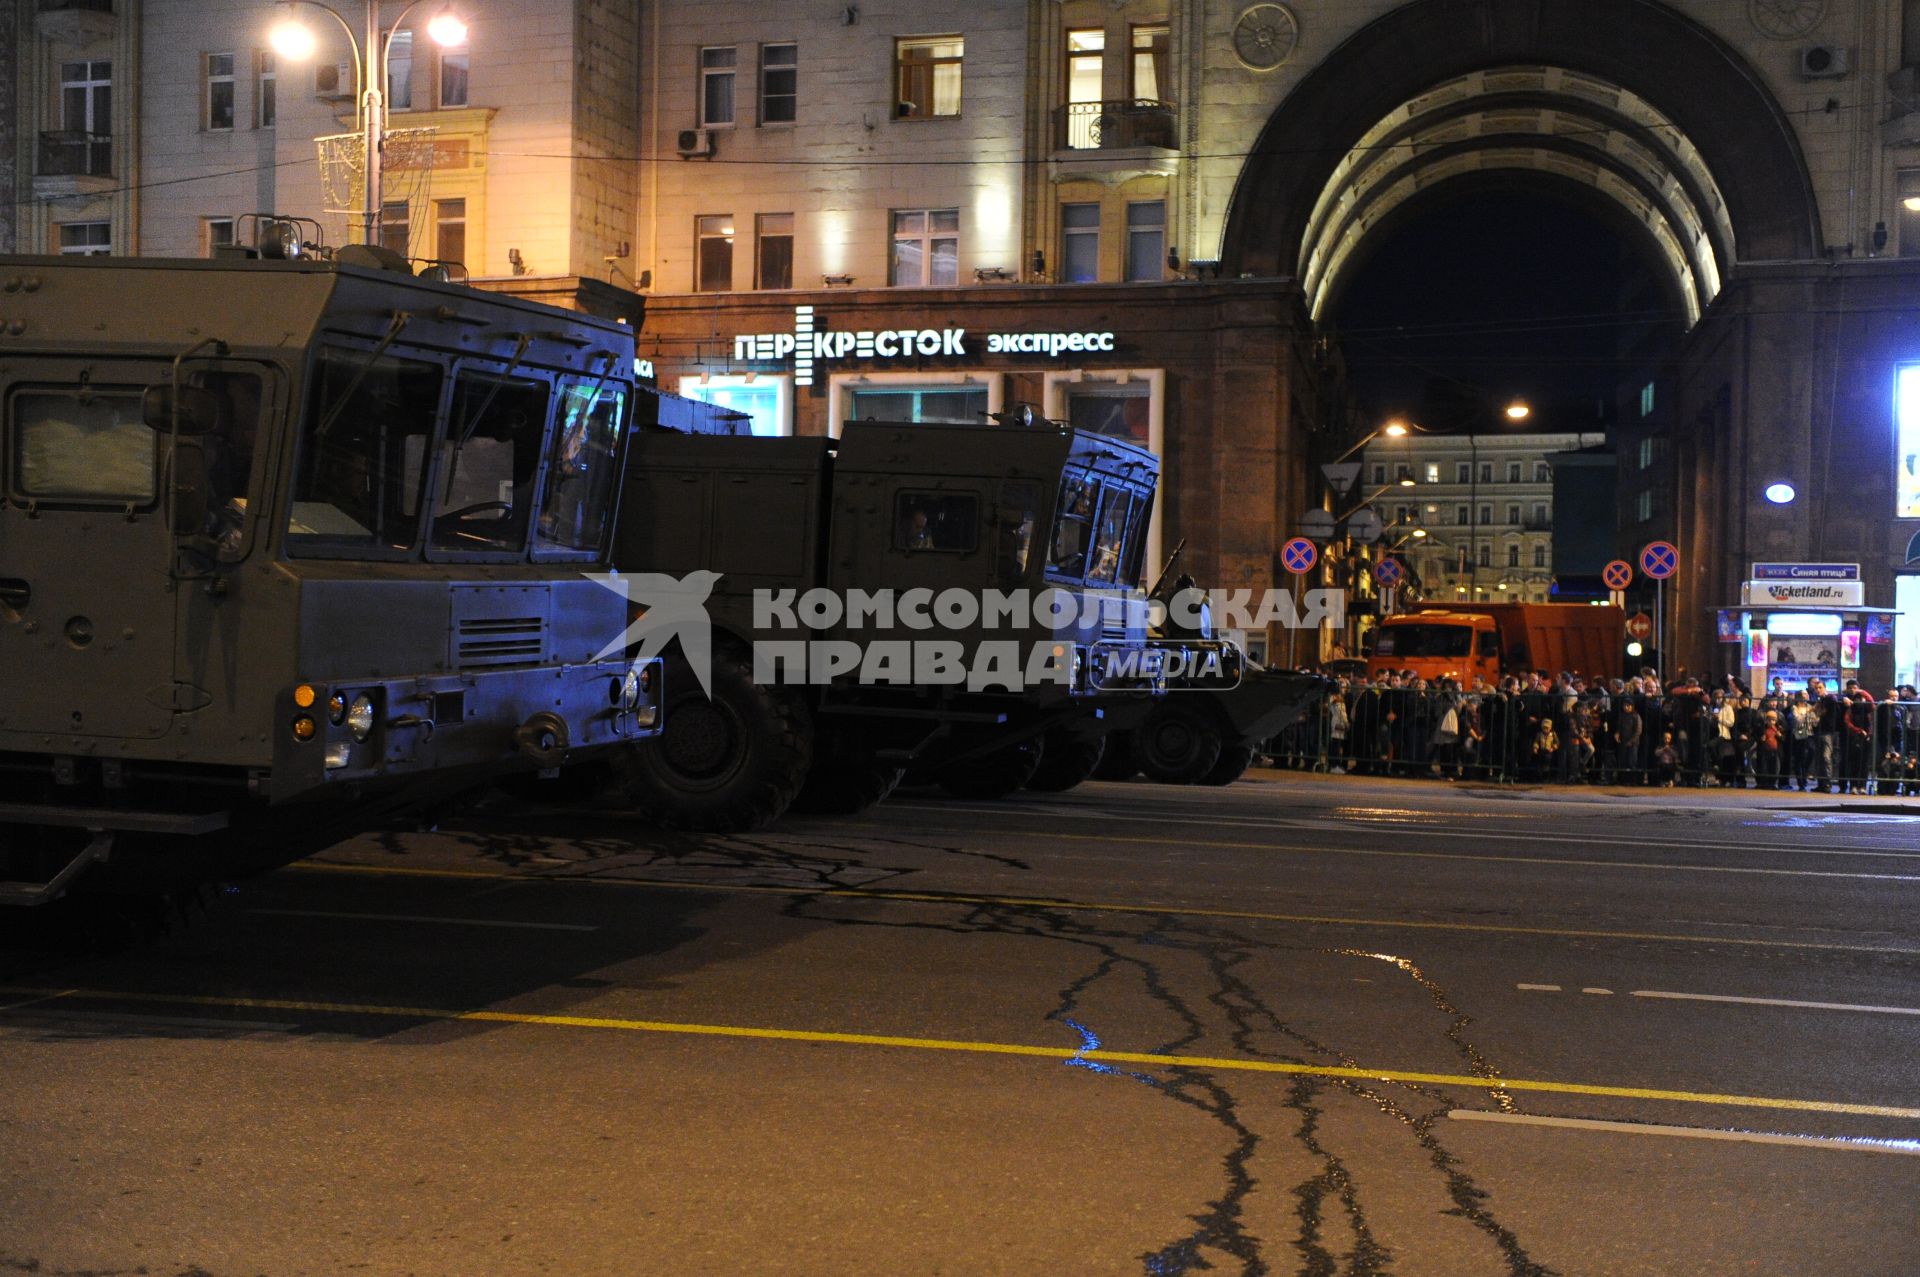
455;616;546;667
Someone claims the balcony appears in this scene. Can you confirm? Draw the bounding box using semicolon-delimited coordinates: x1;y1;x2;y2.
35;0;115;42
1048;99;1179;183
38;131;112;178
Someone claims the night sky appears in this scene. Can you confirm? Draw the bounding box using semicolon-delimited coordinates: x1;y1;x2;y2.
1322;186;1685;435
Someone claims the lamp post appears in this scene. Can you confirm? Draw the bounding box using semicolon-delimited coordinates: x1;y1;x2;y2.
270;0;468;246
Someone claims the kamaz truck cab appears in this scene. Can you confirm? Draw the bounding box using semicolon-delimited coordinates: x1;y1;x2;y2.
603;415;1165;827
0;236;660;906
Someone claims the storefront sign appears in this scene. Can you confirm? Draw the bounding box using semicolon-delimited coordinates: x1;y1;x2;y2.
731;306;1117;387
1767;634;1837;688
1742;580;1865;607
1750;562;1859;581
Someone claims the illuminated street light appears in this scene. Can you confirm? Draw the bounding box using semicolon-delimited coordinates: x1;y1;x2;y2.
269;0;470;245
1505;400;1532;422
1383;420;1409;437
1763;482;1797;505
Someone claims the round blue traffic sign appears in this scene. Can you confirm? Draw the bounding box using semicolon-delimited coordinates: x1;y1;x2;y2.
1640;541;1679;580
1374;557;1404;586
1282;537;1318;575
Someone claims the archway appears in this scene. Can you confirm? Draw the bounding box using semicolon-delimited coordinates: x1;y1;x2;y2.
1222;0;1821;282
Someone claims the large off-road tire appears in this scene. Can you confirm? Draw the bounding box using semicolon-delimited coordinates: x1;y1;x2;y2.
1025;731;1107;793
608;646;810;832
1199;743;1256;787
789;725;905;816
1091;730;1140;782
1136;703;1224;785
939;737;1045;800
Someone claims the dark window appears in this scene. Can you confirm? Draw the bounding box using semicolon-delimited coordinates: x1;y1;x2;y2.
700;47;736;126
57;222;111;256
1507;460;1520;482
1533;544;1548;568
895;491;978;552
435;198;466;264
62;60;111;136
387;30;414;109
895;36;962;118
1062;202;1099;283
379;200;410;256
1048;471;1098;577
1455;462;1469;483
696;214;734;291
257;50;277;127
439;45;469;107
207;53;235;130
430;370;551;556
1125;200;1164;282
760;43;796;123
288;349;444;556
1507;544;1520;567
756;213;793;289
536;381;625;555
998;479;1040;583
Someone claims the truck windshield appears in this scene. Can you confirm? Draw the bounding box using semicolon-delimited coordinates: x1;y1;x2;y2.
429;370;551;556
1047;470;1098;578
288;348;444;556
1373;624;1473;659
1088;487;1132;583
534;381;626;556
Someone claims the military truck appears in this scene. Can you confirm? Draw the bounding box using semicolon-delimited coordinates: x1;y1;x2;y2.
601;417;1168;828
0;229;660;907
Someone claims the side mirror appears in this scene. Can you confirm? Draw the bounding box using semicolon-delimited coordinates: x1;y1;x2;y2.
143;383;227;437
169;440;211;535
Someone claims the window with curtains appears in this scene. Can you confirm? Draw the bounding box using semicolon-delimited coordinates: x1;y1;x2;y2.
699;47;736;127
895;36;962;118
1131;25;1169;100
1061;203;1099;283
696;214;734;292
206;53;236;130
890;209;958;286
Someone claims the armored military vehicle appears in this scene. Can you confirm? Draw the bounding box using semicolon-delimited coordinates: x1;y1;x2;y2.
0;228;660;907
602;418;1166;828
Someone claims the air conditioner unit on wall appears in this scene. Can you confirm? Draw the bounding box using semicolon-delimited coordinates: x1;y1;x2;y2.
1798;45;1851;79
314;62;354;100
676;128;714;158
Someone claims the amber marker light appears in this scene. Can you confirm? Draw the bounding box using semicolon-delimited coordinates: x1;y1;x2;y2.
293;684;318;709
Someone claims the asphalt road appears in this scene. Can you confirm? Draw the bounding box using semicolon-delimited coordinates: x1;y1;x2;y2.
4;772;1919;1276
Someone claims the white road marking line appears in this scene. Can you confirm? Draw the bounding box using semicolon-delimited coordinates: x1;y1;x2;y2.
247;908;597;932
1582;987;1615;995
1516;983;1562;992
1631;990;1920;1017
889;802;1920;861
1448;1110;1920;1156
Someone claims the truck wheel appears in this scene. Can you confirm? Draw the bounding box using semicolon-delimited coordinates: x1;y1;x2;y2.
1025;731;1106;793
1091;731;1140;781
1136;704;1223;785
789;727;904;816
1199;744;1256;787
940;738;1044;800
609;646;810;832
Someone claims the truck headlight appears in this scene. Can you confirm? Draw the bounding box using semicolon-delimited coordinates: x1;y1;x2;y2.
324;740;353;770
347;693;376;743
621;668;641;709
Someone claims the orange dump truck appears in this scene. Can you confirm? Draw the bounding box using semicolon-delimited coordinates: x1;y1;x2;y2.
1363;602;1625;684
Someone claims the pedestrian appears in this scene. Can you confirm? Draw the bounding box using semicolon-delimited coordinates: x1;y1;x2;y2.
1788;690;1814;790
1327;690;1350;773
1755;710;1784;789
1614;697;1645;784
1652;730;1680;787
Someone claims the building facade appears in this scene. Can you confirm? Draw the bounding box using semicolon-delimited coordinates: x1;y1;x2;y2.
10;0;1920;677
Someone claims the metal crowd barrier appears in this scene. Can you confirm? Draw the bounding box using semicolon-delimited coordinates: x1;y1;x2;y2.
1259;685;1920;795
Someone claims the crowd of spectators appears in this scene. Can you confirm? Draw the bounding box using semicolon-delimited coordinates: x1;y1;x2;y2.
1270;668;1920;794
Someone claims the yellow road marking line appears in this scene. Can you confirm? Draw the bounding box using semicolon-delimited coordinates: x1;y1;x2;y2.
4;983;1916;1120
288;860;1920;957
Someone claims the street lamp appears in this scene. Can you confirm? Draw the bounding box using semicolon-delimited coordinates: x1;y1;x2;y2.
269;0;469;246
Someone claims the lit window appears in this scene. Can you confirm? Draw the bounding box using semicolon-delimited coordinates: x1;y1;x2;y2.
1130;25;1169;100
1636;489;1653;522
1898;365;1920;517
1125;200;1165;282
891;208;958;287
57;222;111;256
700;47;737;127
1640;381;1656;416
257;50;277;127
696;214;734;292
1425;463;1440;483
439;43;469;107
435;198;466;264
207;53;236;130
756;213;793;290
760;44;796;124
1901;170;1920;259
849;384;986;423
1062;203;1099;283
895;36;962;118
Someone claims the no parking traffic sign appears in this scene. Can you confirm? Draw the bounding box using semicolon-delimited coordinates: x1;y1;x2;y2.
1282;537;1318;575
1374;557;1405;587
1640;541;1679;580
1602;560;1634;591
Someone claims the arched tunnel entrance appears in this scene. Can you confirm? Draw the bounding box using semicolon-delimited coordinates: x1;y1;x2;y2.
1210;0;1831;676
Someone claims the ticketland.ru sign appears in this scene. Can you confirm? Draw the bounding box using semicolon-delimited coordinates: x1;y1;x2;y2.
732;306;1117;386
